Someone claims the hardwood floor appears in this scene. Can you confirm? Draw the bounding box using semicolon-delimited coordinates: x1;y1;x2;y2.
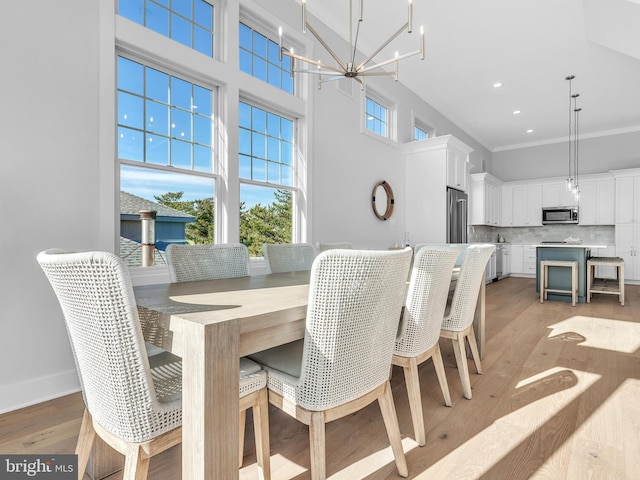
2;277;639;479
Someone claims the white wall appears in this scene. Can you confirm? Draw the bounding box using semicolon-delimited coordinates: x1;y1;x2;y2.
492;131;640;182
0;1;102;411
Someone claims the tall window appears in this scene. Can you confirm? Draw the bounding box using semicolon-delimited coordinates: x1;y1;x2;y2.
117;55;217;266
365;96;389;138
118;0;215;57
239;22;294;94
239;101;295;256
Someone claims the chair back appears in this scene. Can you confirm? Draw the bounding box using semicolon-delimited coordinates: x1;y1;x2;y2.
443;244;495;332
262;243;316;273
395;245;462;357
317;242;354;253
166;243;249;282
37;249;181;443
414;242;469;266
296;248;412;410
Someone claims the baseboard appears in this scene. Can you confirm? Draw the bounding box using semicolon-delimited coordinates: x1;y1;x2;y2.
0;369;81;414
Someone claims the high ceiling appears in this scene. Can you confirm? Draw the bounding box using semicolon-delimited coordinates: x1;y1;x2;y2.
300;0;640;152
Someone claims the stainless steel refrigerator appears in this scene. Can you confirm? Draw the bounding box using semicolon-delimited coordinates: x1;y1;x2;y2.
446;187;468;243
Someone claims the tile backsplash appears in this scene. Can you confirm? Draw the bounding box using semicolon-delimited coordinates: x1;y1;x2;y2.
468;225;615;245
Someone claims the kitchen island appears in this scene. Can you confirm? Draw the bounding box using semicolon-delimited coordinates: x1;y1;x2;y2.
535;244;606;304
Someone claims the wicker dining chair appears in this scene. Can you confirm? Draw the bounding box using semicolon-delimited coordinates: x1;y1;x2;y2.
250;248;413;479
440;244;495;400
262;243;316;273
165;242;271;471
37;249;270;480
392;245;462;446
166;243;250;282
316;241;354;253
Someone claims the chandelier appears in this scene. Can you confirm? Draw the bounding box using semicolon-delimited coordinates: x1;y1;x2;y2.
278;0;425;89
565;75;582;201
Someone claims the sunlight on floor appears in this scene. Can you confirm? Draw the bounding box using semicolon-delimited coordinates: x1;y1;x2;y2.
413;368;601;479
329;438;419;479
547;316;640;353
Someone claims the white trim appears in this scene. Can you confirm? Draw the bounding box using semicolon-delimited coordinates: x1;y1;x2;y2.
0;369;81;415
493;125;640;152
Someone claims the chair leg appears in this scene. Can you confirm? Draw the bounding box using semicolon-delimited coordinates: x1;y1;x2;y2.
239;410;246;468
308;412;326;480
432;343;452;407
123;444;150;480
253;389;271;480
378;381;408;478
466;327;483;375
451;334;472;400
402;358;426;446
75;408;96;480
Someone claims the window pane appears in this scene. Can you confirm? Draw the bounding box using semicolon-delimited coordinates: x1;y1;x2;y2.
146;2;170;36
240;185;292;257
193;86;211;116
194;144;212;172
118;127;144;161
146;100;169;135
252;132;266;159
118;92;144;129
252;159;267;182
194;115;211;146
239;128;251;155
118;57;144;95
252;108;266;133
239;22;294;94
267;137;280;161
239;102;251;128
171;13;192;48
120;164;215;266
146;68;169;102
267;161;280;183
146;134;170;165
118;0;214;58
171;139;192;168
171;78;192;109
171;107;192;141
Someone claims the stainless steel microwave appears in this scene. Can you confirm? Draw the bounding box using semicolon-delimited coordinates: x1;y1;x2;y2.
542;206;579;224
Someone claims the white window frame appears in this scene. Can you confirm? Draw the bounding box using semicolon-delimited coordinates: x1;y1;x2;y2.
413;113;436;141
361;87;397;146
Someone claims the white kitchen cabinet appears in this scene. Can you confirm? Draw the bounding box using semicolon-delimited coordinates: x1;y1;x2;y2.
485;249;497;283
499;244;510;278
523;245;537;275
470;173;501;226
542;182;578;207
510;244;524;274
512;185;542;227
404;135;473;244
578;177;614;225
615;224;640;281
614;171;640;224
447;147;469;192
501;186;514;227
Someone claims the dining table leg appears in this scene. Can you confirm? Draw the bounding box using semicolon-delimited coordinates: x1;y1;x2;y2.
182;320;241;480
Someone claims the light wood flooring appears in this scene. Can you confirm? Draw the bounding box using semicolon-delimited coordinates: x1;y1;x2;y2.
2;277;639;479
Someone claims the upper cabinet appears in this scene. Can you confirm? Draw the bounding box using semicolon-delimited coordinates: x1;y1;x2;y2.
542;182;578;207
614;170;640;224
578;175;614;225
512;185;542;226
470;173;502;226
404;135;473;243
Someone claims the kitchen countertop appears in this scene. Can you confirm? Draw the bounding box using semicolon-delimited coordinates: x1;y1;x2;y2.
535;244;607;249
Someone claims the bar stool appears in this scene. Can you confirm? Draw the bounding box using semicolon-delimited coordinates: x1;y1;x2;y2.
587;257;624;306
540;260;578;306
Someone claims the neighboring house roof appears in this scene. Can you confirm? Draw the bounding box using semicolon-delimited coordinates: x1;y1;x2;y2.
119;236;168;267
120;191;195;221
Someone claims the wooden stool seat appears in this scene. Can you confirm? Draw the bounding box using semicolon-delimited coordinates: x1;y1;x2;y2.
540;260;578;306
587;257;624;306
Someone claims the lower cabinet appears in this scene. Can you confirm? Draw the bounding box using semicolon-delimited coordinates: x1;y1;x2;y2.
509;245;536;276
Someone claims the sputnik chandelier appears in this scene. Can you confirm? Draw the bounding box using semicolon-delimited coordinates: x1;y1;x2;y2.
279;0;425;89
565;75;582;201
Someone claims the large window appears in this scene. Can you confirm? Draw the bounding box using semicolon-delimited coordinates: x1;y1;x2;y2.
239;22;294;94
239;101;295;256
117;55;217;266
118;0;214;57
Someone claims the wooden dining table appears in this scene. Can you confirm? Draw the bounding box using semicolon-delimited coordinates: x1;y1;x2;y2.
134;270;312;480
88;268;486;480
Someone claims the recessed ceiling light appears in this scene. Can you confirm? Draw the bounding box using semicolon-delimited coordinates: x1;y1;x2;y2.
526;129;534;133
493;82;503;88
513;110;521;115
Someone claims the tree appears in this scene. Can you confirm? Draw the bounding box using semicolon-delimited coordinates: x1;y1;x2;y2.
240;189;292;256
155;191;214;244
